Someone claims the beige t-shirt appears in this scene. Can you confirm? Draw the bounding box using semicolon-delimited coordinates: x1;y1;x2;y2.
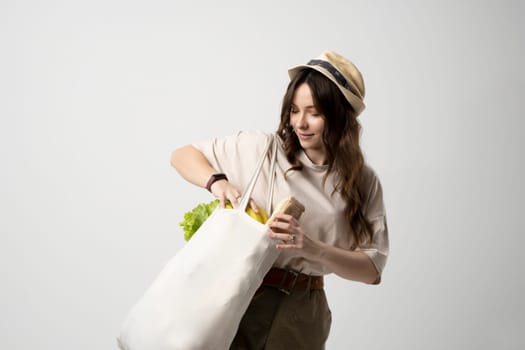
193;130;389;277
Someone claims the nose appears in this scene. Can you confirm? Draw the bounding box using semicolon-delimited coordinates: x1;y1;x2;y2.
295;112;308;130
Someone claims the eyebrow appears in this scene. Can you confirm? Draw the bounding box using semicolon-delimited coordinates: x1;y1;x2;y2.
291;104;317;109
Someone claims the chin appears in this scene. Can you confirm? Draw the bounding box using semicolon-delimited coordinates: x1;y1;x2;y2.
300;140;321;149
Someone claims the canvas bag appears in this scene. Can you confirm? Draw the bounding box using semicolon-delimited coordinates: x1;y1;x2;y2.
118;136;279;350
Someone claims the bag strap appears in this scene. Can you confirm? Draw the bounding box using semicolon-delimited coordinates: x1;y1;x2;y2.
239;134;277;213
265;135;278;214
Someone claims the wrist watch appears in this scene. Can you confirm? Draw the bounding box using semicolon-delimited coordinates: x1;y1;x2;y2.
206;173;228;192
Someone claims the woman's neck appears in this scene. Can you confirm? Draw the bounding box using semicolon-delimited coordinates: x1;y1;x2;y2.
304;149;326;166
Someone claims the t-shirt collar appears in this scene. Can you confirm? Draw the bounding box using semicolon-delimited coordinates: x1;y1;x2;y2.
298;150;329;172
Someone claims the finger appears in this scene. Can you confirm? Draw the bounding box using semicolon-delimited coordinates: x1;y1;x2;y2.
230;193;242;208
248;198;259;213
268;220;295;232
268;230;295;242
269;213;295;223
219;196;226;208
275;243;301;250
277;234;299;247
276;236;299;249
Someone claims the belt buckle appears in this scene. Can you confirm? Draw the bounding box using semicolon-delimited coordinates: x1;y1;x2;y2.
278;269;299;295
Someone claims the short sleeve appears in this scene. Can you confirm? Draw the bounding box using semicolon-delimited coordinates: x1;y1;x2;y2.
191;130;272;192
356;167;389;282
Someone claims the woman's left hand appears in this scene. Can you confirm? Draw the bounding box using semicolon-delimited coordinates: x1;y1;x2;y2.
267;214;318;257
268;213;380;284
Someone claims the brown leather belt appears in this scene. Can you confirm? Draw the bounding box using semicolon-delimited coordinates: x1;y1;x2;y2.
260;267;324;294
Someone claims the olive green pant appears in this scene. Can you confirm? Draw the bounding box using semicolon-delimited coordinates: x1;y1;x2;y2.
230;286;332;350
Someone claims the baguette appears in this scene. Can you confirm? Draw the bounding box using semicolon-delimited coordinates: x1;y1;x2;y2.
267;196;305;231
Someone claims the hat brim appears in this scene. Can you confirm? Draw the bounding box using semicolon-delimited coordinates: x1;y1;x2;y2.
288;64;365;116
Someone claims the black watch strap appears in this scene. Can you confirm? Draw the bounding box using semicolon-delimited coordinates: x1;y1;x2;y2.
205;173;228;192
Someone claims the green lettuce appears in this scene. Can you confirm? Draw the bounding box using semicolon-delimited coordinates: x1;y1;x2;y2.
179;199;220;241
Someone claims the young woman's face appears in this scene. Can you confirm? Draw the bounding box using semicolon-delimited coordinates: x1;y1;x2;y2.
290;83;326;165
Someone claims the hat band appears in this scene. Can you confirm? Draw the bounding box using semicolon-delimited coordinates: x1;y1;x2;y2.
307;59;358;96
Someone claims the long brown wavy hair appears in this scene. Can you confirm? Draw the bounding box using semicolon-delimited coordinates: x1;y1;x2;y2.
276;69;373;248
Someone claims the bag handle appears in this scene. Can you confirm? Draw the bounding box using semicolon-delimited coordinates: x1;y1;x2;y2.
239;134;277;213
265;135;278;214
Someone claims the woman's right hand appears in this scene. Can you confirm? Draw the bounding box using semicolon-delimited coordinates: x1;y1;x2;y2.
210;180;259;213
170;145;260;213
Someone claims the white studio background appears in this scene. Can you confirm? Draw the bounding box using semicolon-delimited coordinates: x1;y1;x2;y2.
1;0;523;349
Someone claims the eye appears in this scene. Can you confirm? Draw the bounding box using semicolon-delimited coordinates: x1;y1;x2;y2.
290;107;298;114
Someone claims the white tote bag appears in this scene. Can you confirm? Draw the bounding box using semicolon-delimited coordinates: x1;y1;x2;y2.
118;137;278;350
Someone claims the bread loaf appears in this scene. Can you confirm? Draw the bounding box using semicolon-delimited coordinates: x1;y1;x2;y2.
267;196;305;231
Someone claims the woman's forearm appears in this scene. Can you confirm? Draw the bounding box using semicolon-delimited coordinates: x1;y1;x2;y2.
269;215;381;284
306;239;380;284
170;145;216;189
171;145;249;208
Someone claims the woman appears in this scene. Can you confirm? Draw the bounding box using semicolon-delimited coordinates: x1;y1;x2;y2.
171;50;389;349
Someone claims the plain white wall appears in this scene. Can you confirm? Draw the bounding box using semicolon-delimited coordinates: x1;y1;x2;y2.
1;0;523;349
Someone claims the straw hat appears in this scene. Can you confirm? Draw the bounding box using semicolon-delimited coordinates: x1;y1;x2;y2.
288;50;366;116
